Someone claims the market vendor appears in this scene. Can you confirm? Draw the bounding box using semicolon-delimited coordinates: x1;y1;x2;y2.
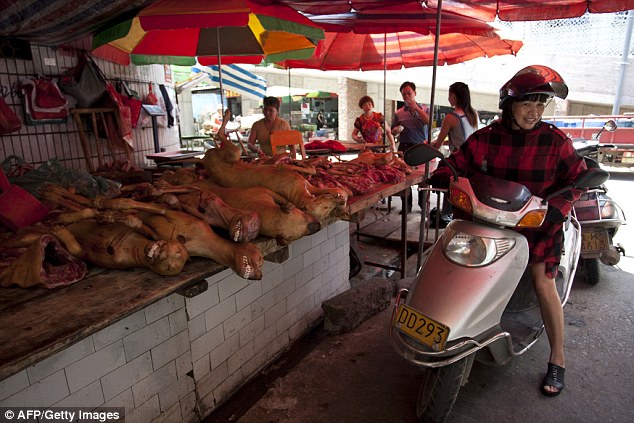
211;106;223;132
247;96;291;157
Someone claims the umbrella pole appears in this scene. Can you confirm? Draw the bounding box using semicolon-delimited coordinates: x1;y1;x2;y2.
288;68;292;126
383;33;388;149
216;28;225;111
417;0;443;272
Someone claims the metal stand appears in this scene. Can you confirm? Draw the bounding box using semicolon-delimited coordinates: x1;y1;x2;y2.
142;104;166;153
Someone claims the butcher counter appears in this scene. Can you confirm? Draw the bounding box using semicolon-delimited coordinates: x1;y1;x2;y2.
0;169;424;422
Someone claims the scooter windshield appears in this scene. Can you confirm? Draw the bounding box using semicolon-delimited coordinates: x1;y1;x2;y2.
469;174;532;212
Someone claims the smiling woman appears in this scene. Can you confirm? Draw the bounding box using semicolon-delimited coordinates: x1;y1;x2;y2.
431;64;587;400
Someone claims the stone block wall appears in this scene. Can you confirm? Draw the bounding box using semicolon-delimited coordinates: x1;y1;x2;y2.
190;220;350;418
0;296;196;423
0;221;350;423
337;77;398;141
338;77;368;142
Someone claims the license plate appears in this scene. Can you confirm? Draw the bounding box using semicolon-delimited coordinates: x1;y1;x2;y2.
581;230;609;253
394;304;450;351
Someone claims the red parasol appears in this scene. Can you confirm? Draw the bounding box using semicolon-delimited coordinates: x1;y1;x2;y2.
256;0;634;20
427;0;634;21
278;30;523;71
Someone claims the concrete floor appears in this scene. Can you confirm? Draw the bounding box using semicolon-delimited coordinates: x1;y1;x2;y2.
203;189;634;423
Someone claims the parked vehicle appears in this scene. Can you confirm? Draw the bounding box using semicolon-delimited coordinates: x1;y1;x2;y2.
389;143;609;423
568;120;627;285
574;161;626;285
544;115;634;168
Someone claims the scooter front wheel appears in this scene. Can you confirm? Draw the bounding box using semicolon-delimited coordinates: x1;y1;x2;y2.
416;356;472;423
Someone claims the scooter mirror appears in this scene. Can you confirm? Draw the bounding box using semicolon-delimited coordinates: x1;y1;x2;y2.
593;119;618;140
603;120;617;133
545;166;610;203
403;143;444;166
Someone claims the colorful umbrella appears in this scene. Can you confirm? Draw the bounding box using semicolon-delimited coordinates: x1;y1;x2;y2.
278;30;523;71
427;0;634;21
256;0;634;19
305;9;498;35
91;0;325;66
305;91;338;98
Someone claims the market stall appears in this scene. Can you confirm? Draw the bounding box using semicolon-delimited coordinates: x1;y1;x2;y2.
1;92;419;421
0;168;421;422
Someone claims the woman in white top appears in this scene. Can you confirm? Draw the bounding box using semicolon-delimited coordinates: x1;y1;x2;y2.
432;82;479;153
430;82;479;223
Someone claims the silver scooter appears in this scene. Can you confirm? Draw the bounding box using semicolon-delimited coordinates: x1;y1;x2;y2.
389;143;609;423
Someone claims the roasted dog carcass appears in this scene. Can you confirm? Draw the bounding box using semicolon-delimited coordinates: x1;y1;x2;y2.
198;110;348;221
162;170;320;246
136;209;263;280
0;233;87;289
41;184;264;280
121;182;261;244
65;220;188;276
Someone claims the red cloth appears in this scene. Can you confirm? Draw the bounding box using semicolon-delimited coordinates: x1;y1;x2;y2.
305;139;347;152
436;120;587;277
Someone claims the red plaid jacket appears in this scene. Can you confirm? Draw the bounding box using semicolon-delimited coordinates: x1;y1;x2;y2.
436;120;587;277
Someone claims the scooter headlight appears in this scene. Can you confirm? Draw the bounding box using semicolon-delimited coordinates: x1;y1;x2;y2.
443;228;516;267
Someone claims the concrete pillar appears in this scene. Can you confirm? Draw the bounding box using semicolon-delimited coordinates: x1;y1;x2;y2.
338;77;368;141
178;90;195;136
553;98;570;116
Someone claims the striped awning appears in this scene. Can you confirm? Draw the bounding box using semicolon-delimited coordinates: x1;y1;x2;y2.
191;63;266;101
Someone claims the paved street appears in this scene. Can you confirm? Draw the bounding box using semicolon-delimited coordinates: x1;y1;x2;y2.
206;173;634;423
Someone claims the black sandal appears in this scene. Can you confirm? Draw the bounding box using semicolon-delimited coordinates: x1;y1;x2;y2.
540;362;565;397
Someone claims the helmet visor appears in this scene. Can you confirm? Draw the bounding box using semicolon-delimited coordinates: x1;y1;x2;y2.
499;65;568;108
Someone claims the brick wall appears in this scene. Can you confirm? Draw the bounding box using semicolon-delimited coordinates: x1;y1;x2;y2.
0;221;350;423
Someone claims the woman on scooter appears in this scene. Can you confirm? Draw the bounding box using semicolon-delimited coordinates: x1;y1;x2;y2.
429;65;587;397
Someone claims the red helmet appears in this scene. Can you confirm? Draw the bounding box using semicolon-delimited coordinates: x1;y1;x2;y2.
499;65;568;109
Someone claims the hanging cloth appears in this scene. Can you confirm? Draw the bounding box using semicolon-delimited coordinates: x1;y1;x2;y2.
158;84;174;127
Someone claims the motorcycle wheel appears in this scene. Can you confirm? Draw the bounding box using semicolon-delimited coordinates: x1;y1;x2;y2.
416;357;470;423
584;258;601;285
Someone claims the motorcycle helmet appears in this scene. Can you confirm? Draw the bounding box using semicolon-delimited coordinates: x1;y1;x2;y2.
498;65;569;109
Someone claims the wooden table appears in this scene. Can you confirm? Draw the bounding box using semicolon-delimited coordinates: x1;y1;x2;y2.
180;135;213;150
146;150;204;166
305;140;388;159
345;169;425;279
